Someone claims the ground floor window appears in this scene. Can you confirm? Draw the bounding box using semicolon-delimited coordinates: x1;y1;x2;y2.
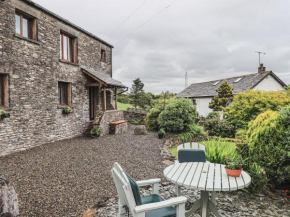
0;74;8;107
58;82;71;106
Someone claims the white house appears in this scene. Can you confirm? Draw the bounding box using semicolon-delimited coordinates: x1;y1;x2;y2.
176;64;288;117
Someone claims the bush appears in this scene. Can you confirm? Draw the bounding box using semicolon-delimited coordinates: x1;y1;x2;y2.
235;129;247;140
174;124;206;143
157;98;198;133
224;90;290;129
202;139;238;164
247;110;288;186
205;111;220;120
90;126;102;137
204;119;235;138
146;105;164;130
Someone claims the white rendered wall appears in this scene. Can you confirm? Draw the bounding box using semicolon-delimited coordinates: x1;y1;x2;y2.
253;75;285;91
191;97;213;117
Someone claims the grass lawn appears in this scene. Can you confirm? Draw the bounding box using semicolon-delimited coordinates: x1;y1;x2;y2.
118;102;135;111
169;140;237;164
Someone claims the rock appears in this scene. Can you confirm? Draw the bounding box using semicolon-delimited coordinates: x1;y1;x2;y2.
134;125;148;135
0;175;19;217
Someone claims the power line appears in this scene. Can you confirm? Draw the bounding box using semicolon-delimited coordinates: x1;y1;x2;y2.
115;0;180;45
107;0;148;38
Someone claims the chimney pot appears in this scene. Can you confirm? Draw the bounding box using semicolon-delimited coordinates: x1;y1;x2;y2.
258;63;266;73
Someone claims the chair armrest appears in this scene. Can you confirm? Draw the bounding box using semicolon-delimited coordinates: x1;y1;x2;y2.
134;196;187;213
136;178;161;187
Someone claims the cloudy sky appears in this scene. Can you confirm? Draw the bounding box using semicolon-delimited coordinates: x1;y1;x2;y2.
34;0;290;93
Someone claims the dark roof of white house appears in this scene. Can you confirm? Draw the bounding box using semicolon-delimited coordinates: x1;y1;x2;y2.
81;66;125;88
176;71;287;98
22;0;114;48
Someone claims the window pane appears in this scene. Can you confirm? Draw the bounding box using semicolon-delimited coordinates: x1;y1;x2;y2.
15;14;21;34
0;75;3;105
61;83;68;105
60;34;62;59
58;83;61;104
63;35;68;60
23;18;29;38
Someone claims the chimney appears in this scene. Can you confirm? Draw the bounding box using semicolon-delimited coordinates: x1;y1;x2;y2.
258;63;266;73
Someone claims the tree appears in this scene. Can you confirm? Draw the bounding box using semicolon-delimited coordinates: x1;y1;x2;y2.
224;90;290;129
130;78;144;108
209;81;233;112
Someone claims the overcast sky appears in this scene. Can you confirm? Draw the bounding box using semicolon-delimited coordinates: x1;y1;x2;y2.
34;0;290;93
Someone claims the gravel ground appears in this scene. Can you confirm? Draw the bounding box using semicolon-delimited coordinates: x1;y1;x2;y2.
96;183;290;217
0;125;166;217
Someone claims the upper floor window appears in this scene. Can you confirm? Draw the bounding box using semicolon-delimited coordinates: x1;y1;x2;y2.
0;74;9;107
15;11;37;40
60;32;77;63
101;49;106;62
58;82;71;106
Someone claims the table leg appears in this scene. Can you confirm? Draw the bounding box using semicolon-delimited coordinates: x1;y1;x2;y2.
208;200;223;217
175;184;181;196
201;191;209;217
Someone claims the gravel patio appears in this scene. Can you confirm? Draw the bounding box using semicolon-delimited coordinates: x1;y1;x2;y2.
0;125;165;217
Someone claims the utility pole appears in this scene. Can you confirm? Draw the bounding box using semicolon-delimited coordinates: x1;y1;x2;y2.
185;71;188;88
255;51;266;65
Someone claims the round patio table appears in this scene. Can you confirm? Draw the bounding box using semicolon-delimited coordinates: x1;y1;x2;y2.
163;162;251;217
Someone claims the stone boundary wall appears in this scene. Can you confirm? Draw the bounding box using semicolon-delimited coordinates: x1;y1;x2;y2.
124;108;147;123
98;110;125;136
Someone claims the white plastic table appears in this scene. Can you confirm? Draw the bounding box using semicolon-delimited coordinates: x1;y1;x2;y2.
163;162;251;217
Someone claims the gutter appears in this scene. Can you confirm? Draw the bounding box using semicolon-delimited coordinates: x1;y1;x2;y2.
21;0;114;48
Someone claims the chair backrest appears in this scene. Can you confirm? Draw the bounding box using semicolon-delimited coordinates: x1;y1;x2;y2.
178;149;206;163
111;163;138;216
177;142;206;162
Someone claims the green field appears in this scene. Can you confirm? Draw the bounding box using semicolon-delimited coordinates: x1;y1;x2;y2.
118;102;135;111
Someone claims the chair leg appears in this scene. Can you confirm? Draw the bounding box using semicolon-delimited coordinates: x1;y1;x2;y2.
152;183;159;194
175;184;181;196
118;199;127;217
176;203;186;217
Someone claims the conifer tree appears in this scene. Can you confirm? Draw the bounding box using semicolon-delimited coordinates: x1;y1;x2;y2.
209;81;233;111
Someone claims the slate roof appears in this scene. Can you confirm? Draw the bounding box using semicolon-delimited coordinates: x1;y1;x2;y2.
176;71;287;98
81;66;126;88
22;0;114;48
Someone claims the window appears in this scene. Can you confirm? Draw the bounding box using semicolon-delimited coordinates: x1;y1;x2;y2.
212;80;221;86
192;99;197;106
101;49;106;62
60;32;77;63
0;74;8;107
234;77;244;83
15;12;37;40
58;82;71;105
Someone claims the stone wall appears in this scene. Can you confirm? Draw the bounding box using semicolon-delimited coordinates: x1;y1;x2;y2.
124;108;147;123
0;0;113;155
98;110;125;135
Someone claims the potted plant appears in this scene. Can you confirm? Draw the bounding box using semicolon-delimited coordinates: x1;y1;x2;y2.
225;156;243;177
0;110;10;119
62;106;73;114
158;128;166;139
90;126;102;138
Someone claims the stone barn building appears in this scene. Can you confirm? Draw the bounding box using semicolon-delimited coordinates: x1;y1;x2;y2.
0;0;126;156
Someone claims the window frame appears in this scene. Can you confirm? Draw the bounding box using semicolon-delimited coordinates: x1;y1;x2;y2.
60;32;77;64
0;74;9;108
15;10;37;40
101;49;106;62
58;81;72;106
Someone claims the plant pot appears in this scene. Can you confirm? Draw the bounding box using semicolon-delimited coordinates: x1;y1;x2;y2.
1;113;10;119
62;110;71;115
225;166;243;177
158;134;164;139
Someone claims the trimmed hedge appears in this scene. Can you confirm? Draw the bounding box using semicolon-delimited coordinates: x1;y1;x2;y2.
204;119;235;138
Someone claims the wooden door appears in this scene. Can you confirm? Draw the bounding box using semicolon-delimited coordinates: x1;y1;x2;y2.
89;87;96;120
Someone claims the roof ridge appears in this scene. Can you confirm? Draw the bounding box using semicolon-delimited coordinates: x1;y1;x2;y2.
188;72;271;86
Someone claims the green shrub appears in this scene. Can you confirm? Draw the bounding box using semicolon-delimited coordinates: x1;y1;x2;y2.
158;128;166;136
90;126;102;137
131;119;144;125
62;106;73;114
174;124;206;143
202;139;238;164
247;110;287;186
204;119;235;138
146;105;163;130
205;111;220;120
157;98;198;133
224;90;290;129
235;129;247;140
278;105;290;150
